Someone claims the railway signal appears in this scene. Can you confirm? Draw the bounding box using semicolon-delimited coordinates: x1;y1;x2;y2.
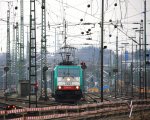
34;81;39;92
81;62;87;69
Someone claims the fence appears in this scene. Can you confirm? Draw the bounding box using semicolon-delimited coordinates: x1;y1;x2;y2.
0;99;150;120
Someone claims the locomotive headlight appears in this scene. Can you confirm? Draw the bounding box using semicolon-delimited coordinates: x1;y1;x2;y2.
58;86;61;89
67;77;70;82
76;86;79;90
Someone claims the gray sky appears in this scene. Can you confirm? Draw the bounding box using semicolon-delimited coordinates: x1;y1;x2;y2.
0;0;150;54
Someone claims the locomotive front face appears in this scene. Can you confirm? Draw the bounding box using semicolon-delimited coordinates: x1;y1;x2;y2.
57;66;81;90
52;65;83;101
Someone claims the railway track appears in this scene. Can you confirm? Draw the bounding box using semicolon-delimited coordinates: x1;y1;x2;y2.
0;95;80;108
0;91;149;107
84;92;134;102
0;92;150;120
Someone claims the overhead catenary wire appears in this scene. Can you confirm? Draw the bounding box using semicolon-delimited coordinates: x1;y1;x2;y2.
0;0;150;55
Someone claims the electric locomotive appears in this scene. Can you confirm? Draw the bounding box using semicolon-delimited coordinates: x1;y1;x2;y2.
51;64;83;101
51;46;85;102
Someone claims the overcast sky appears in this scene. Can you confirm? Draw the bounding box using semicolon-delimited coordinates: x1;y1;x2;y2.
0;0;150;54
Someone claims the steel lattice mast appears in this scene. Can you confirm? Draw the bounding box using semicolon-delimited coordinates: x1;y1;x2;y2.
29;0;37;107
11;24;17;86
16;22;20;87
40;0;48;100
6;7;11;88
19;0;25;80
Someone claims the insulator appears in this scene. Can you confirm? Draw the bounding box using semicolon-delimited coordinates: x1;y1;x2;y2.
88;29;91;31
87;4;90;8
109;19;112;22
114;25;117;28
104;46;107;49
80;18;83;22
15;6;18;10
114;3;117;6
81;32;84;34
86;31;89;34
41;5;45;9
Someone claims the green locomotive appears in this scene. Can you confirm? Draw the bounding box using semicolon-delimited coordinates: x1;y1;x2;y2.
51;65;83;101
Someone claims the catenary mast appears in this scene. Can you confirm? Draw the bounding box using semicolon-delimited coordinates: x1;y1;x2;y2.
29;0;37;107
40;0;48;100
6;3;11;89
16;22;20;87
19;0;25;80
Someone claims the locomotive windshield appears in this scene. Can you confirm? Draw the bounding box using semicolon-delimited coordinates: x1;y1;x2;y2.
58;68;80;77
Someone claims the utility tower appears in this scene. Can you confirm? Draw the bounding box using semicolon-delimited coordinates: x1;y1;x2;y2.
19;0;25;80
29;0;37;107
40;0;48;100
6;4;11;88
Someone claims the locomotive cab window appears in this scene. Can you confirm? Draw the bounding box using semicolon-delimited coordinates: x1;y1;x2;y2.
58;68;80;77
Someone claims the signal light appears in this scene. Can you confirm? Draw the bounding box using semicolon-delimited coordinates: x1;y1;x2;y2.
80;62;87;69
34;81;38;91
12;105;16;109
6;105;16;110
